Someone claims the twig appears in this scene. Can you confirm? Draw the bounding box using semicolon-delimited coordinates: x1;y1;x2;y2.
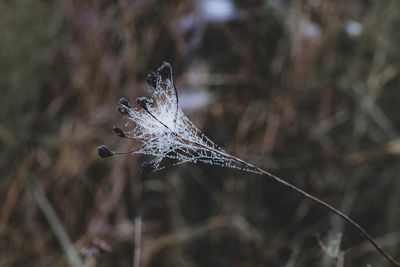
27;177;84;267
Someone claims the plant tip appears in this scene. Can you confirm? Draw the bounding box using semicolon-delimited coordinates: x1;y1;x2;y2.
112;126;127;138
119;97;131;108
97;145;115;158
157;61;172;82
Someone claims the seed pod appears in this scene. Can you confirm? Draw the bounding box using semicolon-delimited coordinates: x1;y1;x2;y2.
97;145;115;158
112;126;127;138
157;61;172;82
119;97;131;108
118;97;132;116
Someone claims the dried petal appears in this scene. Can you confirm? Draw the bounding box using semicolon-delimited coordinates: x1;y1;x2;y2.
118;97;131;116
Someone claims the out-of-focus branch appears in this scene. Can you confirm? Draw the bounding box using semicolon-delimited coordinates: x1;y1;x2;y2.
28;177;84;267
133;216;142;267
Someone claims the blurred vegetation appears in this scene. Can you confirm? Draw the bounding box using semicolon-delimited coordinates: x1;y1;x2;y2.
0;0;399;266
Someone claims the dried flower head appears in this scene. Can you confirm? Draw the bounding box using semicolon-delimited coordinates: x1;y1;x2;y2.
98;61;254;172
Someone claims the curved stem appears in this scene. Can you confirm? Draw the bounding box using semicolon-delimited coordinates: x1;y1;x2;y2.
181;136;400;266
253;166;399;266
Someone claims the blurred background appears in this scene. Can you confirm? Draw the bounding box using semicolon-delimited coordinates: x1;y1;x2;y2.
1;0;400;266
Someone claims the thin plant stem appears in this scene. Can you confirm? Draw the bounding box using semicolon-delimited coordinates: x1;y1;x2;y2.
28;177;84;267
180;136;400;267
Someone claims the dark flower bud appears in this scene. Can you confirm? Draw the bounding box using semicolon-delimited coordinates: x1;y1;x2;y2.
141;159;157;173
157;61;172;82
118;97;132;116
119;97;131;108
146;71;157;88
136;96;150;110
97;145;115;158
112;126;127;138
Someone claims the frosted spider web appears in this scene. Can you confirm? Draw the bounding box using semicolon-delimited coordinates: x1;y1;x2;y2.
118;62;258;173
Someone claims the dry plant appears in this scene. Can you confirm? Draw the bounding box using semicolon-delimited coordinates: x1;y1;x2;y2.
98;62;400;266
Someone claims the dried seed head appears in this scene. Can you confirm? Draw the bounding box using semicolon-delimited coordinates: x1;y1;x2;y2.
157;61;173;82
112;126;127;138
99;61;251;173
146;71;157;88
97;145;115;158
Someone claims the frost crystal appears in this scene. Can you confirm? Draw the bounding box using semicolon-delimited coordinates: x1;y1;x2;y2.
99;61;257;173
